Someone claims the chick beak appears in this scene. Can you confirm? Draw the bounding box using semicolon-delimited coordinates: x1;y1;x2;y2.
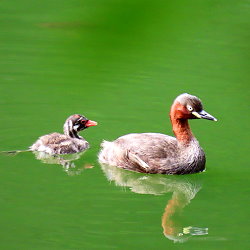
85;120;98;127
192;110;217;121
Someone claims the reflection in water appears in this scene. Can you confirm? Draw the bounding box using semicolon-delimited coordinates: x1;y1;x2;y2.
33;151;93;176
1;150;94;176
161;185;208;243
100;163;208;243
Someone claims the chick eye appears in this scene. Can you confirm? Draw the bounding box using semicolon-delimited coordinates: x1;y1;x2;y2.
80;119;88;125
187;105;193;111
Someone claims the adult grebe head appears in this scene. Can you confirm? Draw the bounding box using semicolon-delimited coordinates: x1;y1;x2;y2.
170;93;217;121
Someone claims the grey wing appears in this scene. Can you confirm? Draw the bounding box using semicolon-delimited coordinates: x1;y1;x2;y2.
42;134;89;154
30;133;67;151
30;133;88;154
38;133;68;145
115;133;178;162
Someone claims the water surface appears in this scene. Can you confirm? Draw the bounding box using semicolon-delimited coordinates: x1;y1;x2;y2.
0;0;249;249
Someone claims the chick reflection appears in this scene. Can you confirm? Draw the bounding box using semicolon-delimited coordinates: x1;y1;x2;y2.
33;151;93;176
100;163;208;242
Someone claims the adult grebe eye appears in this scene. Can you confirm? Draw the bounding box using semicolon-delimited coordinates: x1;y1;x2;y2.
187;105;193;111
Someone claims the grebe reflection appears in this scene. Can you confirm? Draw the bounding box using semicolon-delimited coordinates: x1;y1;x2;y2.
33;151;94;176
100;163;208;242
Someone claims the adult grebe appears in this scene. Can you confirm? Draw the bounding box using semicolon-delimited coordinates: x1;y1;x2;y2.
98;93;217;174
30;114;97;154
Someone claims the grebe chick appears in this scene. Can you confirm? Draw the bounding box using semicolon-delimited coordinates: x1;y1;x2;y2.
98;93;217;175
30;114;97;155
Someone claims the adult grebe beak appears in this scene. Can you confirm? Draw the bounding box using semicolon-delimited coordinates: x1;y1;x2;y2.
85;120;98;127
192;110;217;121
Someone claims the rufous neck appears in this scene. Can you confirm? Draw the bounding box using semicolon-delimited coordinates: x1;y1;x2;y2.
171;118;193;144
170;103;193;144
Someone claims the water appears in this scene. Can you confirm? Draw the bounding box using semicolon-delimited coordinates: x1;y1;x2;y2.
0;0;249;249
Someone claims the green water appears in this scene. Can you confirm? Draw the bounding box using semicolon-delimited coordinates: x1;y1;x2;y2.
0;0;249;249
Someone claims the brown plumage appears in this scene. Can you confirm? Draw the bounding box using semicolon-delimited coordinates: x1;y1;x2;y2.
30;114;97;155
98;93;217;175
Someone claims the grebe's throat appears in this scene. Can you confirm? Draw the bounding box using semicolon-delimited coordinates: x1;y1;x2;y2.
64;119;81;139
170;102;194;144
171;119;193;144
